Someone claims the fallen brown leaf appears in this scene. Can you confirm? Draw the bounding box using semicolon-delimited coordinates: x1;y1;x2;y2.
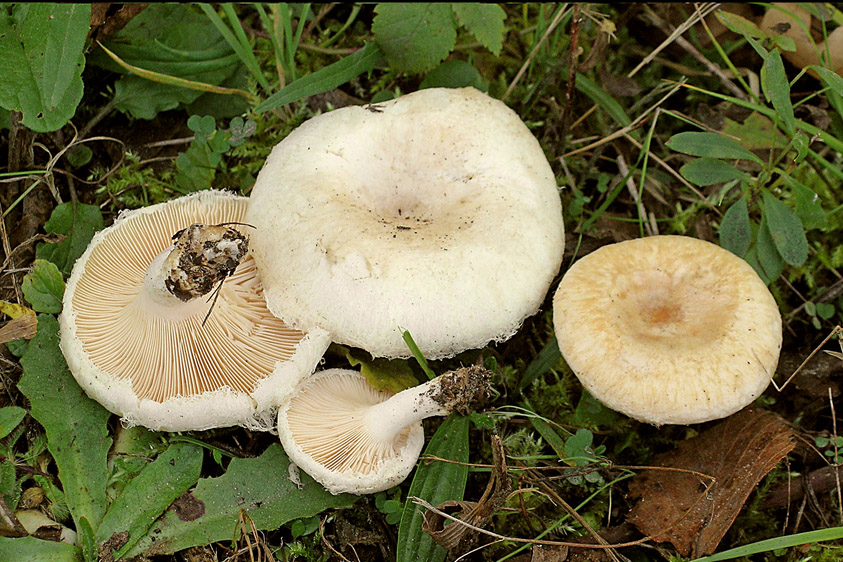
626;407;795;558
0;315;37;344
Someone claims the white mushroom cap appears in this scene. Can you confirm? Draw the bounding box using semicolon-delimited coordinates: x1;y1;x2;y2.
278;366;490;494
553;235;782;425
60;190;331;432
247;87;565;359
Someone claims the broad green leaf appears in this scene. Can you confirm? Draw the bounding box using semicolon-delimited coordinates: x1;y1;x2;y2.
714;10;766;39
420;59;488;92
17;315;111;534
126;444;356;556
721;113;789;151
90;4;242;120
761;191;809;266
574;389;619;428
373;4;457;74
98;442;203;557
744;246;771;285
530;417;568;459
760;50;795;135
22;260;64;314
666;132;763;164
0;4;89;132
256;42;384;113
452;3;506;56
0;406;26;439
757;215;784;281
680;157;748;187
36;201;104;276
0;536;81;562
516;335;562;394
397;415;469;562
783;175;827;230
811;65;843;96
719;196;752;258
346;351;418;394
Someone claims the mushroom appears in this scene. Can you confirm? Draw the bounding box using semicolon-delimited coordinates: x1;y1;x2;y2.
246;87;565;360
60;190;331;432
552;235;782;425
277;365;491;494
760;3;843;77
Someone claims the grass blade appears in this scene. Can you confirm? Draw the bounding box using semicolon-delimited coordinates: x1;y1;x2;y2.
691;526;843;562
255;42;384;112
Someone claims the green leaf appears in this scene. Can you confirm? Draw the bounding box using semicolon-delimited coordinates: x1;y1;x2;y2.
680;157;748;187
78;517;97;562
402;330;436;381
691;526;843;562
516;335;562;394
420;59;488;92
811;66;843;97
98;442;203;557
667;132;763;164
126;444;356;557
17;315;111;534
721;113;789;151
0;4;89;132
760;50;795;135
816;302;835;319
346;351;418;394
575;72;632;128
22;260;65;314
256;42;384;113
90;4;242;120
756;215;784;281
397;415;469;562
36;201;105;276
783;175;827;230
761;191;809;266
529;417;568;459
0;406;26;439
0;460;19;507
373;4;457;74
0;536;81;562
451;3;506;56
714;10;766;39
573;390;619;428
719;196;753;258
666;132;764;164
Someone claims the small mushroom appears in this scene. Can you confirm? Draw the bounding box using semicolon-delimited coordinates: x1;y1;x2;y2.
60;190;330;432
552;235;782;425
247;87;565;360
277;366;491;494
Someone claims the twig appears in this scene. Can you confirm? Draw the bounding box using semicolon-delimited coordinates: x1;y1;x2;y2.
560;79;685;159
773;325;842;392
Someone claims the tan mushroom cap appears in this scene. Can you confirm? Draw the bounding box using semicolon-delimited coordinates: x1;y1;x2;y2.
553;235;782;425
60;190;331;431
278;369;425;495
761;3;843;77
278;366;490;494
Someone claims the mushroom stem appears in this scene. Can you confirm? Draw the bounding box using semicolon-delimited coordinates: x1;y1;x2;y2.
364;366;491;443
139;224;249;315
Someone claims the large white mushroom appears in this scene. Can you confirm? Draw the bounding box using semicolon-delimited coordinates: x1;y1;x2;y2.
60;190;331;432
247;87;565;360
553;235;782;425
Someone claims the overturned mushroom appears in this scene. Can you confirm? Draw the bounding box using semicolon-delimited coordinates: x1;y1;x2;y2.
553;235;782;425
277;366;491;494
247;87;565;360
60;190;330;432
